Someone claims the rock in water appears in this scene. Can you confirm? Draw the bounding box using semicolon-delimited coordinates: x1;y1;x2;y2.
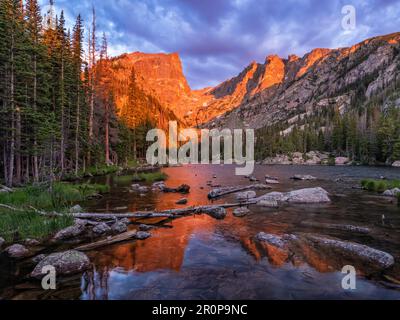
111;221;128;234
92;223;111;235
4;244;30;259
291;174;317;181
176;198;188;205
382;188;400;197
135;231;151;240
54;222;87;241
256;199;279;208
255;232;297;249
335;157;350;165
392;160;400;167
31;250;90;279
256;188;330;204
300;221;370;234
202;207;227;220
285;187;331;203
233;207;250;217
304;235;395;270
235;191;257;201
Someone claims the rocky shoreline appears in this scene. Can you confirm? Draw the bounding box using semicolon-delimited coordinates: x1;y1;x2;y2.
260;151;400;167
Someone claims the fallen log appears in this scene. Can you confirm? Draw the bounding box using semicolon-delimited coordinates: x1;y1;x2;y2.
0;204;24;211
75;230;143;251
72;202;257;221
208;184;270;199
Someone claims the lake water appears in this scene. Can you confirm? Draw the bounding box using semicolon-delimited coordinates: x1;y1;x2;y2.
1;165;400;300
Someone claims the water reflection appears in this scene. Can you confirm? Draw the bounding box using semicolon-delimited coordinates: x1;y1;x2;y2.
77;165;400;299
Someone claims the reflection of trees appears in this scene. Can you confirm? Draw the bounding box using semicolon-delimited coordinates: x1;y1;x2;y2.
83;267;110;300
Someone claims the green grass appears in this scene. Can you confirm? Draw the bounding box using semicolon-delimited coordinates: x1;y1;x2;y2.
0;209;74;242
132;172;168;183
361;179;400;193
0;182;110;243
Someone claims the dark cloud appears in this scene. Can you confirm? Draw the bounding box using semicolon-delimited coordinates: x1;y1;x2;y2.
40;0;400;89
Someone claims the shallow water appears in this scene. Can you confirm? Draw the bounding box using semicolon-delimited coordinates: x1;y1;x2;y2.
1;165;400;300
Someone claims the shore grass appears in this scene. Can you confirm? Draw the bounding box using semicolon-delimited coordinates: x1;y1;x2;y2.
0;182;109;243
361;179;400;193
132;172;168;183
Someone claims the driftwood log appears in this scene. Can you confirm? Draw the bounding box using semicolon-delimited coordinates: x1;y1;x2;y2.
75;230;141;251
208;184;271;199
71;202;257;221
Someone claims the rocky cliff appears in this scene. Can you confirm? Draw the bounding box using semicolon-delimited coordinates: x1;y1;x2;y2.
98;32;400;132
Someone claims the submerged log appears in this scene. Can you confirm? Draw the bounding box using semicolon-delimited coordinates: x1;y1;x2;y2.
75;230;150;251
208;184;270;199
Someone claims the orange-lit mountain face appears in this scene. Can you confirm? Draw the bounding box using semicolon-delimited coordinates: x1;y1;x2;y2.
97;32;400;130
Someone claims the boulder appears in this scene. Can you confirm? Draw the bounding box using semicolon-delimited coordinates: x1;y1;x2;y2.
92;223;111;235
392;161;400;167
32;254;46;264
291;174;317;180
256;187;331;204
54;222;87;241
176;198;188;205
233;207;250;217
255;232;297;249
152;181;166;191
111;221;128;234
202;207;227;220
138;186;149;193
31;250;91;279
69;205;83;214
286;187;331;203
335;157;350;166
382;188;400;197
163;184;190;194
135;231;151;240
265;179;280;184
4;244;30;259
235;190;257;201
139;224;153;231
304;234;395;270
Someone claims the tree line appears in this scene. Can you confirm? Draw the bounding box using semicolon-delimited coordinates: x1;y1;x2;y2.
256;77;400;165
0;0;147;187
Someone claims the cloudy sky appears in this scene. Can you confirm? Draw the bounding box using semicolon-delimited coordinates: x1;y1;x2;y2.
38;0;400;89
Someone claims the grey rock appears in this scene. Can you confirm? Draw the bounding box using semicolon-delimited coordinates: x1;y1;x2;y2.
92;223;111;235
4;244;30;259
235;190;257;201
233;207;250;217
54;222;87;241
392;160;400;167
255;232;297;249
23;239;40;246
111;221;128;234
139;224;153;231
32;254;46;264
31;250;90;279
69;205;83;214
202;207;227;220
285;187;331;203
382;188;400;197
256;199;279;208
335;157;350;166
135;231;151;240
265;179;280;184
291;174;317;181
304;234;395;270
